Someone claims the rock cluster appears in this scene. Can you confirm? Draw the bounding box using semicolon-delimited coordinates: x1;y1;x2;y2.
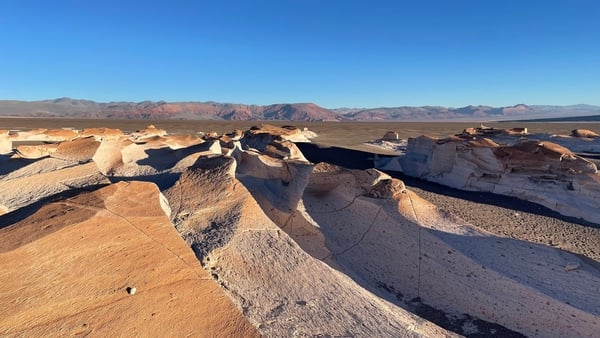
1;123;598;337
376;127;600;224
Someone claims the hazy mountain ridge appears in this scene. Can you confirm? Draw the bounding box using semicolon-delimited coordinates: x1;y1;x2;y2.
1;98;599;121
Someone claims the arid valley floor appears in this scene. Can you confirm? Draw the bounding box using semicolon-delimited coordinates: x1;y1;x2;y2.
1;119;599;337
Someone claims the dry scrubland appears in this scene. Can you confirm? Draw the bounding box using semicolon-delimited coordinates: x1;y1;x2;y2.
0;119;599;337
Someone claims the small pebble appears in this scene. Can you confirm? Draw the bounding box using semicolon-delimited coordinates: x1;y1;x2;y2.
564;262;580;272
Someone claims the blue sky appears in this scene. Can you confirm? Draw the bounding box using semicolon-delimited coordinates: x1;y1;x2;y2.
0;0;598;108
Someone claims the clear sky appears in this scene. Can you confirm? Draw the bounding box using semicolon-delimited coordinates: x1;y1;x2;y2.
0;0;598;108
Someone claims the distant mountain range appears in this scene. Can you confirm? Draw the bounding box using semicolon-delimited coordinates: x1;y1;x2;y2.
1;98;599;121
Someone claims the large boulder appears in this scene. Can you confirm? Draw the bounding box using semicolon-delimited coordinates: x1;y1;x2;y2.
382;131;399;140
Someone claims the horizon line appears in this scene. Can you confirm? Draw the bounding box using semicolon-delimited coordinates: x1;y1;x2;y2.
1;97;598;110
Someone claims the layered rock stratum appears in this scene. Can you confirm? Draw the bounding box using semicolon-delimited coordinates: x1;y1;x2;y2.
1;123;599;337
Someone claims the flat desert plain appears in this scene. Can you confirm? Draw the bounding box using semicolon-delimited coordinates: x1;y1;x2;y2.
3;117;600;145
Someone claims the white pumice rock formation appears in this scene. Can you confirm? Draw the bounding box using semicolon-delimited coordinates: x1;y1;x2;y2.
375;129;600;224
164;155;454;337
0;130;11;154
14;143;59;159
10;128;79;142
130;124;167;140
298;163;600;338
1;123;598;337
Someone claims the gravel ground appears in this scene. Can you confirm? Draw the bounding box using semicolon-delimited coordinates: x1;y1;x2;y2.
394;173;600;262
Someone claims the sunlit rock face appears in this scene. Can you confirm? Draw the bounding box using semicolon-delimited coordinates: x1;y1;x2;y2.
457;125;600;154
0;181;259;337
0;130;11;154
10;128;79;142
572;128;600;138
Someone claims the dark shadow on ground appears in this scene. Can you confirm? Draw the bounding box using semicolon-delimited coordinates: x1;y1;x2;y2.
296;143;375;169
0;183;109;230
0;155;37;176
108;172;181;191
389;170;599;229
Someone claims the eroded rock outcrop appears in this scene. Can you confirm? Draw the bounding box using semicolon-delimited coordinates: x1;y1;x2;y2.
14;143;59;159
79;127;124;141
130;124;167;140
1;123;598;337
10;128;78;142
298;163;600;337
572;128;599;138
92;137;220;179
0;162;109;213
378;135;600;224
0;181;258;337
0;130;11;154
164;156;452;337
456;126;600;154
51;136;100;162
245;124;315;144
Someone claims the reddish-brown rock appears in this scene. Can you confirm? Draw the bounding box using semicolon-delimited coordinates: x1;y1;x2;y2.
0;181;259;337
